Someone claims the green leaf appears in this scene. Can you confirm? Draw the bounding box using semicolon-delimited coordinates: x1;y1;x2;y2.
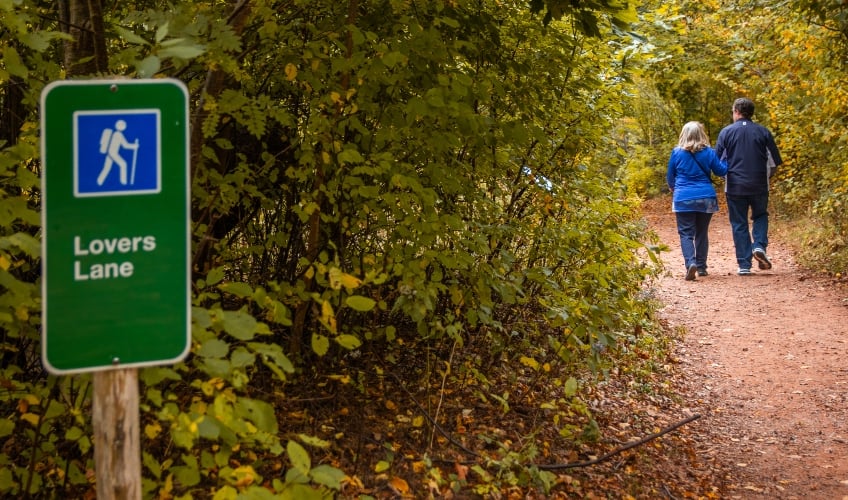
192;307;213;329
311;333;329;356
564;377;578;397
2;232;39;258
20;31;60;52
248;342;295;373
337;149;364;165
77;435;92;454
296;433;330;448
2;47;27;78
172;454;201;487
44;399;66;419
267;299;293;326
218;282;253;298
198;338;229;359
206;267;225;286
142;451;162;479
114;25;150;45
236;398;278;434
0;418;13;438
286;440;311;475
284;466;309;485
200;358;231;379
158;44;205;60
345;295;375;312
65;426;84;441
221;310;258;340
335;334;361;350
0;467;16;491
381;51;407;67
16;165;39;190
309;464;345;489
136;56;160;78
155;22;169;44
229;346;255;369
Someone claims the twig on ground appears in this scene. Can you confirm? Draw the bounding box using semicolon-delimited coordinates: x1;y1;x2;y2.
537;413;701;470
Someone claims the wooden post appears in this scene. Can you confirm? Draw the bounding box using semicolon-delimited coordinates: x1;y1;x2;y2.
93;368;141;500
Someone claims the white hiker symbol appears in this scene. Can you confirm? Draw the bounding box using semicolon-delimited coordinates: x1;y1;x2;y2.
97;120;140;186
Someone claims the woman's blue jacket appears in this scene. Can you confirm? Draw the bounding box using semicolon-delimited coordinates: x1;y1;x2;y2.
666;146;728;204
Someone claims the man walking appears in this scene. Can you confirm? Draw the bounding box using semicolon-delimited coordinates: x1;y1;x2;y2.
97;119;139;186
715;98;783;276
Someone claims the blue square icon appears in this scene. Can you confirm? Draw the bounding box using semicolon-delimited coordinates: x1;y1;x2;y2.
74;110;161;197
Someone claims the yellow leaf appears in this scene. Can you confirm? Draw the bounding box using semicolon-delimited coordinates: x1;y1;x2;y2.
158;474;174;500
412;415;424;427
21;413;39;426
231;465;257;488
284;63;297;81
519;356;539;370
321;300;337;334
389;476;410;495
340;273;361;290
15;306;28;321
0;255;10;270
145;422;162;439
327;374;351;384
374;460;391;473
343;475;364;489
328;268;361;290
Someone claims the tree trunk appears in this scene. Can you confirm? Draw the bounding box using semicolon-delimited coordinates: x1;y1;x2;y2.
61;0;107;76
0;76;25;147
190;0;252;274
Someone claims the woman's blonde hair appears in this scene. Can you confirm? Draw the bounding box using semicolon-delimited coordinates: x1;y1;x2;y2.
677;121;710;152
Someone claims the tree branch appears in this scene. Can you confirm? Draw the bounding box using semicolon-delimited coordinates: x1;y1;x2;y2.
537;413;702;470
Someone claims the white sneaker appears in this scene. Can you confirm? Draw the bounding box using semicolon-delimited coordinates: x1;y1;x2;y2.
753;248;772;270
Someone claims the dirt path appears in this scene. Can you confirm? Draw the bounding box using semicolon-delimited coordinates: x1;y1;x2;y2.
643;195;848;499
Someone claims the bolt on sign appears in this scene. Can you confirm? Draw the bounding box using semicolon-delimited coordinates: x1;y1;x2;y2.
41;79;190;374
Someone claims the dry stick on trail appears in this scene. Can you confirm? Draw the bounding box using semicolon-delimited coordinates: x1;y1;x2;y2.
389;371;701;470
537;414;702;471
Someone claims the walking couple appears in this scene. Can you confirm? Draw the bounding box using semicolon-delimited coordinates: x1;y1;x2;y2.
666;97;782;281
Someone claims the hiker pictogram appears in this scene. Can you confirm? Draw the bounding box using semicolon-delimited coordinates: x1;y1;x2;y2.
97;120;140;186
74;110;161;197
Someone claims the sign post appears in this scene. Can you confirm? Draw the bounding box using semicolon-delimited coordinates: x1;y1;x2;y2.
41;79;191;499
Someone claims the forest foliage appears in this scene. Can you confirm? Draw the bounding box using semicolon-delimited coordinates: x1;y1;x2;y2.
619;0;848;270
0;0;846;497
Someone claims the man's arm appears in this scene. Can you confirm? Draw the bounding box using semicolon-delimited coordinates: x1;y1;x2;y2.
714;129;726;160
765;130;782;167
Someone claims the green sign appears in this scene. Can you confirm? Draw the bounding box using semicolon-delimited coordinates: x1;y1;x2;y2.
41;79;190;374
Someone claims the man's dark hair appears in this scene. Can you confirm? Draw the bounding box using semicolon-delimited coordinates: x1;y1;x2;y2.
733;98;755;119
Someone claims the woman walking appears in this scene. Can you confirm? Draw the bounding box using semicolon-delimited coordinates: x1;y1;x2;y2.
666;121;728;280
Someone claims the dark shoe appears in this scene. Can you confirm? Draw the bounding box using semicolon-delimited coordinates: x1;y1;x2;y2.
737;268;752;276
697;269;708;276
753;248;772;270
685;264;698;281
